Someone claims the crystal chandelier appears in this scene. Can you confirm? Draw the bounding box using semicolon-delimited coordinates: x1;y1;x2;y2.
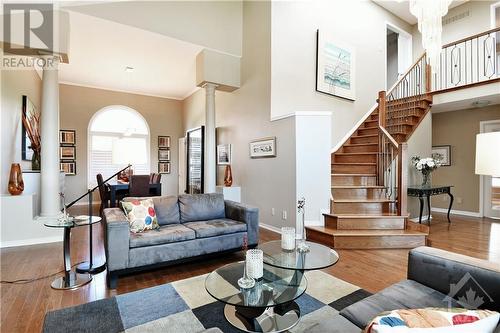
410;0;452;71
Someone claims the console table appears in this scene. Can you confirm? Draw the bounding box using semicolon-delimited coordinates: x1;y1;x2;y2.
407;185;454;225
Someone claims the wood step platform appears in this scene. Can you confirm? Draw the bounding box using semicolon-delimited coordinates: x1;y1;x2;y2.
324;213;406;230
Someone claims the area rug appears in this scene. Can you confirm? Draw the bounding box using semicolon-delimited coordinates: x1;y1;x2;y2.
43;270;371;333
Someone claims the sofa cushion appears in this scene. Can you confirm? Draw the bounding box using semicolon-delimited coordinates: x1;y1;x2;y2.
340;280;461;329
178;193;225;222
122;199;159;233
124;196;180;225
129;224;195;248
183;218;247;238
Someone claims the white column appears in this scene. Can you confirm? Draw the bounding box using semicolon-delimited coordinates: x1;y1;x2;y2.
204;83;217;193
40;56;61;217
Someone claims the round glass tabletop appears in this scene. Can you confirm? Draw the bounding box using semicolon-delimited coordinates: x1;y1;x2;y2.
259;240;339;271
205;261;307;308
44;215;102;228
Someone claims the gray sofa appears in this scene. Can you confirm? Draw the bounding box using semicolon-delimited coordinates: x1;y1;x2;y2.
103;193;259;288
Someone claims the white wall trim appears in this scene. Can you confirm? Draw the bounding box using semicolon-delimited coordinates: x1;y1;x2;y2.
491;2;500;29
0;235;62;248
259;223;281;234
384;21;413;91
478;119;500;218
331;104;377;153
431;207;482;218
409;216;430;223
270;111;333;122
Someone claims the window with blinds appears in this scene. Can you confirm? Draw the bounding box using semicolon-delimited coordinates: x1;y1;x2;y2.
88;106;150;187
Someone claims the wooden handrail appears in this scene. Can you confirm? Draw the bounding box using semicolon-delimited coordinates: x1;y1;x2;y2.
442;27;500;48
379;125;398;148
387;53;426;96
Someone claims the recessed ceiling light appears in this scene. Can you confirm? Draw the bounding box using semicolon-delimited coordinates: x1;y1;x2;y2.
125;66;134;73
471;100;491;108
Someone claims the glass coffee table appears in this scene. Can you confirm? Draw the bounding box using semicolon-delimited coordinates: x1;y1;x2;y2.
205;241;339;332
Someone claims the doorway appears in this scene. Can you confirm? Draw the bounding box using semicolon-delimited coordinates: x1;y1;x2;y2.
480;120;500;219
385;23;413;90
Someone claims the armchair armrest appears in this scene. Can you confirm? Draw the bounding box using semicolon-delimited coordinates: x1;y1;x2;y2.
408;246;500;311
225;200;259;246
103;208;130;271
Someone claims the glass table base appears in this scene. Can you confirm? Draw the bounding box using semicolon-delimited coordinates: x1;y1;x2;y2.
50;271;92;290
224;301;300;333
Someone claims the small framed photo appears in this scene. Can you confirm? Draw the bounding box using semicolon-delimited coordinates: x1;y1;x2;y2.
60;130;76;145
217;144;231;165
250;137;276;158
60;146;76;160
158;162;170;174
158;149;170;161
60;161;76;175
158;136;171;149
432;145;451;166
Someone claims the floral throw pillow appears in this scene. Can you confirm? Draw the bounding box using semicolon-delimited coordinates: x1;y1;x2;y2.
365;308;499;333
121;199;159;233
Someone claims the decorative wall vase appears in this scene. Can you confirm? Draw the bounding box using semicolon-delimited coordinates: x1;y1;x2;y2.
224;165;233;187
32;151;40;170
8;163;24;195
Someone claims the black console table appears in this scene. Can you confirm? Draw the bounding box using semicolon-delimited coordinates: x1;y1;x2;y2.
407;185;454;224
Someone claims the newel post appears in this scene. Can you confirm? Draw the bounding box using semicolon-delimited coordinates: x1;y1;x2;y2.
378;91;386;128
397;142;408;216
425;64;432;93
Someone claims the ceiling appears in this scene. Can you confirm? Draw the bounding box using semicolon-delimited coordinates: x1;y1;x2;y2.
372;0;468;25
58;10;203;99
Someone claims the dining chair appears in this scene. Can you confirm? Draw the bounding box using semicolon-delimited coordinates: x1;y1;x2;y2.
150;173;162;184
96;173;110;216
129;175;151;197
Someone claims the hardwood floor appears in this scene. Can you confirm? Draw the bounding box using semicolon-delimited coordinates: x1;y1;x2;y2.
1;210;499;333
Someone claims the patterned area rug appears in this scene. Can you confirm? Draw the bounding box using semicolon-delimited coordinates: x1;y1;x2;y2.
43;270;371;333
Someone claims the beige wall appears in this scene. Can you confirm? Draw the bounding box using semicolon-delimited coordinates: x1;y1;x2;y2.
432;105;500;213
59;84;183;203
182;1;297;230
1;68;42;194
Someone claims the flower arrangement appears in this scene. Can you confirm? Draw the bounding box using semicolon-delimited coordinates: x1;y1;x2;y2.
411;155;443;186
22;103;41;170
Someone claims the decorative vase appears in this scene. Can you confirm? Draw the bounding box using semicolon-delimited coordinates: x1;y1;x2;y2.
281;227;296;251
8;163;24;195
421;171;430;186
31;151;40;171
224;165;233;187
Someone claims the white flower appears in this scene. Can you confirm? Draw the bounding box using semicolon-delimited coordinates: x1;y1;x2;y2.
428;161;435;167
417;164;423;170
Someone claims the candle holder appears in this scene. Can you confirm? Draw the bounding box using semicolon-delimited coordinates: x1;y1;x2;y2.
281;227;296;251
297;197;310;253
238;260;255;289
246;249;263;280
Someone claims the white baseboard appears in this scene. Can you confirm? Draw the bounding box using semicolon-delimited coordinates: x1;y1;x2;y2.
409;216;431;223
259;223;281;234
0;235;62;248
431;207;482;218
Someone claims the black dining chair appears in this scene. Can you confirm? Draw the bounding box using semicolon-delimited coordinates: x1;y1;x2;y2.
150;173;162;184
96;173;110;216
129;175;151;197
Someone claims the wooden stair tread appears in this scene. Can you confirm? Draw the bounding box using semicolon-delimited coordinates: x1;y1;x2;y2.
331;173;376;176
331;185;385;189
306;226;427;236
332;198;396;203
334;152;378;155
351;134;378;138
343;143;378;147
324;213;406;218
332;162;376;165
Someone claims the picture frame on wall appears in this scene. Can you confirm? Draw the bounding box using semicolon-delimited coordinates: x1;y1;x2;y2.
158;162;170;174
316;29;356;101
158;136;171;149
432;145;451;166
217;144;231;165
249;137;276;158
60;130;76;145
60;146;76;160
60;161;76;175
158;149;170;161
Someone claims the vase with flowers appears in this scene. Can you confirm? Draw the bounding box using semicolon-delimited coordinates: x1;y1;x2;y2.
411;155;442;186
22;98;41;171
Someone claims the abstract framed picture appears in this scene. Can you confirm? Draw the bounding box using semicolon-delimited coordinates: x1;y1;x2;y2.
217;144;231;165
316;29;356;101
60;161;76;175
60;130;76;145
158;162;171;174
60;146;76;160
249;137;276;158
158;136;171;149
158;149;170;161
432;145;451;166
21;95;37;161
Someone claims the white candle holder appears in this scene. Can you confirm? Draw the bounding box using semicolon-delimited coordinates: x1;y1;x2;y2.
281;227;296;251
246;249;263;280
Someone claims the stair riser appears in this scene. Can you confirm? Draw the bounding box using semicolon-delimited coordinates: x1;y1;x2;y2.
332;164;376;174
357;128;378;136
364;120;378;128
333;154;377;163
333;235;426;249
336;217;405;230
386;115;420;125
331;202;394;214
332;175;377;186
342;145;378;153
331;188;386;199
350;136;378;144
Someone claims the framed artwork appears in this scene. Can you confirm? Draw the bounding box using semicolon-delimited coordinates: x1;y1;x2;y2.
60;161;76;175
250;137;276;158
158;136;171;149
21;95;37;161
158;149;170;161
432;145;451;166
158;162;171;174
316;29;356;101
60;130;76;145
60;146;76;160
217;144;231;165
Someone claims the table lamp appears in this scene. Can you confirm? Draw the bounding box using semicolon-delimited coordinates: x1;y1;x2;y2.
112;137;147;181
475;132;500;177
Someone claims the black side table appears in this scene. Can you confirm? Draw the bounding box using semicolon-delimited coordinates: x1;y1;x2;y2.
407;185;454;225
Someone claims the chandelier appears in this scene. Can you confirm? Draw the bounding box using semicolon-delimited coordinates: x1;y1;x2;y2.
410;0;452;71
